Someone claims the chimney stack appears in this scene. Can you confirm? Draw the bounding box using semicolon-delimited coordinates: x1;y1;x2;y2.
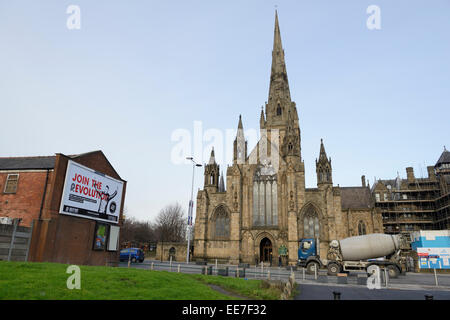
427;166;436;181
361;175;366;187
406;167;415;182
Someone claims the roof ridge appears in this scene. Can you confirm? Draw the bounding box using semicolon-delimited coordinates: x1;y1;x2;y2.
0;155;55;159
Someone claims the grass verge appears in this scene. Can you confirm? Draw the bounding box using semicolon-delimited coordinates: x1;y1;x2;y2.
192;274;282;300
0;261;280;300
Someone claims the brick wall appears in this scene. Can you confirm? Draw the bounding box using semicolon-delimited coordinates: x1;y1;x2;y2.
0;170;52;227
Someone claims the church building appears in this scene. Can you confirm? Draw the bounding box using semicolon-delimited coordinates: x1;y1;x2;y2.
193;12;382;266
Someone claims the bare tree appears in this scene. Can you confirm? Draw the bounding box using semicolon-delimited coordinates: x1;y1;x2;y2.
155;203;187;242
121;216;157;246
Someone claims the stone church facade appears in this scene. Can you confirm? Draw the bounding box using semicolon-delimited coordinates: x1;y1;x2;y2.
193;12;382;266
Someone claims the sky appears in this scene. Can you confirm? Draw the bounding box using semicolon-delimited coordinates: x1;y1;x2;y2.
0;1;449;223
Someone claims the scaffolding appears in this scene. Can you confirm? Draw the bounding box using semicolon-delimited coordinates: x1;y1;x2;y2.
375;167;449;236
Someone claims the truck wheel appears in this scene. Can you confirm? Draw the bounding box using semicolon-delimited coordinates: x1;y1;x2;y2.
386;265;399;278
306;262;320;275
327;263;341;276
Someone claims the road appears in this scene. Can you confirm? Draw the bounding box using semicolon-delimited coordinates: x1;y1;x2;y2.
295;284;450;300
119;259;450;299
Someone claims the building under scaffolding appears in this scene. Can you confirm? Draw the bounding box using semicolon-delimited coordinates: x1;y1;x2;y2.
372;148;450;235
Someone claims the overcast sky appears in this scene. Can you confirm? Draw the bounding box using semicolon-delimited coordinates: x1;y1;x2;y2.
1;1;449;223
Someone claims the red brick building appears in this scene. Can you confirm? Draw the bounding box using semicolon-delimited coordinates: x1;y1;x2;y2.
0;151;126;266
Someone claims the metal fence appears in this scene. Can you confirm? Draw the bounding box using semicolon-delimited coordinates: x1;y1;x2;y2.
130;260;448;288
0;219;34;262
136;261;371;285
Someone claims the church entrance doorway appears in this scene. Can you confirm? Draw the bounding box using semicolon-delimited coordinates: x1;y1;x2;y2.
260;237;273;264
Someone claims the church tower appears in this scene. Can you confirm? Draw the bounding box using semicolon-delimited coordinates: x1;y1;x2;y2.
193;10;382;266
316;139;332;186
204;148;219;192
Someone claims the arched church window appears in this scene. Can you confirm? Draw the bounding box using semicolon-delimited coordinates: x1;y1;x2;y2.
358;221;367;235
213;206;230;239
303;206;320;238
288;143;293;151
276;104;282;116
253;164;278;227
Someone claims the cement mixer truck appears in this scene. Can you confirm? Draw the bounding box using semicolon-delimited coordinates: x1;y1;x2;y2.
297;233;409;278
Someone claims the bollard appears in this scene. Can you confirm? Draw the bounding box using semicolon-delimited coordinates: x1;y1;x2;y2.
314;264;317;280
425;294;434;300
215;259;218;270
333;291;341;300
303;267;305;280
268;270;271;280
237;268;239;278
151;262;154;270
178;264;180;273
384;268;388;288
434;268;438;287
204;266;207;275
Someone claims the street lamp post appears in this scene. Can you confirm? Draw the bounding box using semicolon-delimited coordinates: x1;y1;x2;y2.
186;157;202;264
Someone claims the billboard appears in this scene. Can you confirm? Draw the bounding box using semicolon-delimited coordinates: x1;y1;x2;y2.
417;247;450;270
59;160;123;224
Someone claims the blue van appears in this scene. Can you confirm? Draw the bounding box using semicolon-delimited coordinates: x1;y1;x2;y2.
120;248;145;263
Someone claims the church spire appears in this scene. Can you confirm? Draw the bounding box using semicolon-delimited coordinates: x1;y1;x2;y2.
273;10;283;56
319;139;328;162
238;114;243;129
219;171;225;192
268;10;291;107
265;10;295;129
316;139;332;185
260;107;265;129
234;115;247;164
208;147;216;164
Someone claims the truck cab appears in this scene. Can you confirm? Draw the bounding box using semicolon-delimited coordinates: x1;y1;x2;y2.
298;238;323;274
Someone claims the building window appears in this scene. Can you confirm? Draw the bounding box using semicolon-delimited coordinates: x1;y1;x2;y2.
276;104;282;116
402;194;407;200
4;174;19;194
253;165;277;227
302;205;320;238
358;221;367;235
213;206;230;239
383;193;388;201
375;193;380;202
